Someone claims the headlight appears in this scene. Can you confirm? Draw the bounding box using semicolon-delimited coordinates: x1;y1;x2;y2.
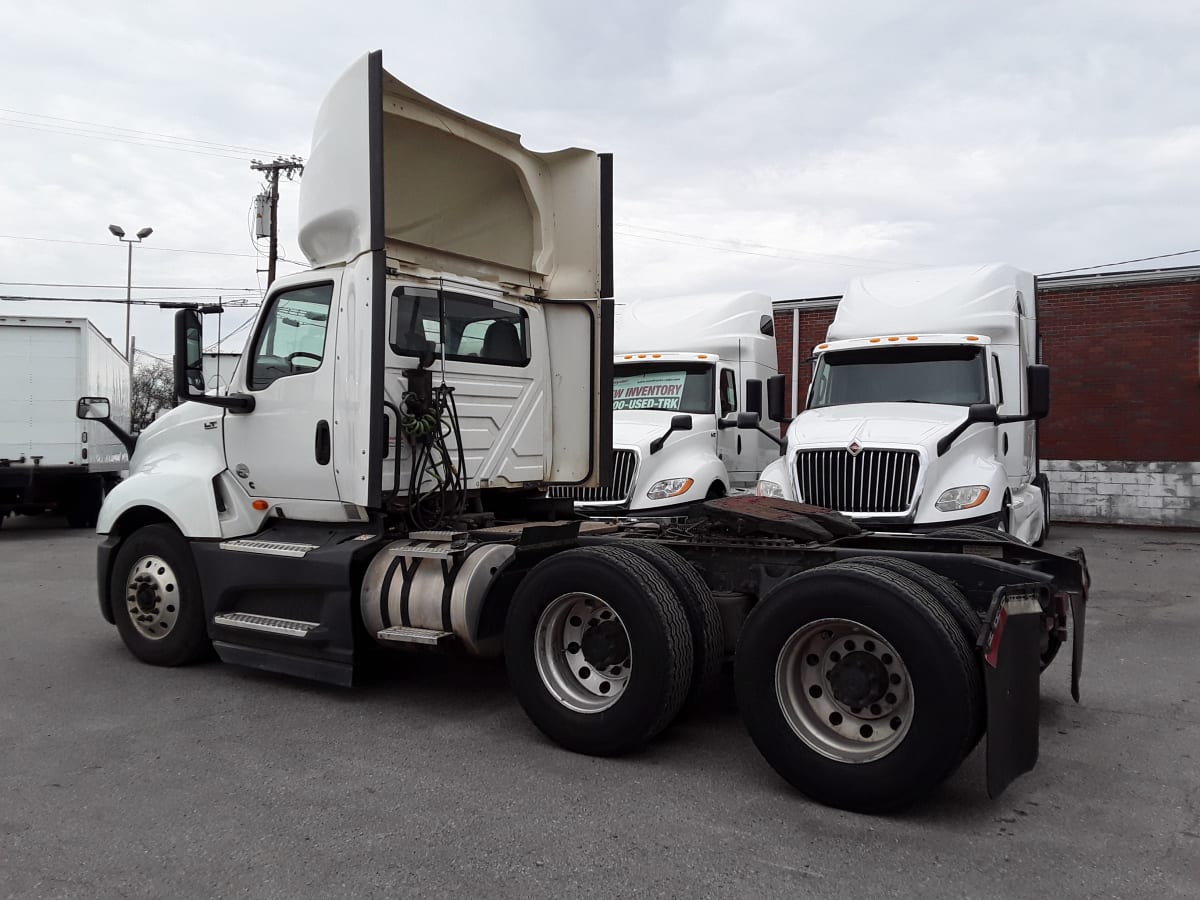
935;485;990;512
756;480;785;498
647;478;694;500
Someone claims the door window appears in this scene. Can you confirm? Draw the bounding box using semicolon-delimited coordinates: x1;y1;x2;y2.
248;283;334;390
719;369;738;416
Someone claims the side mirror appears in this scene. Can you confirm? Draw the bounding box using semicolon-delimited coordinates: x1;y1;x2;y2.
1027;364;1050;420
967;402;1000;424
75;395;135;454
76;397;110;421
736;411;760;429
173;309;205;401
745;378;763;418
173;308;255;412
650;414;693;455
766;374;786;423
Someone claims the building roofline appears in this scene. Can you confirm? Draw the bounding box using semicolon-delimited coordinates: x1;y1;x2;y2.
772;264;1200;309
1036;264;1200;290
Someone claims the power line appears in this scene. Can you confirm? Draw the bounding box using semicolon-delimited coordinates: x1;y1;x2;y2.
617;221;930;269
0;294;262;308
0;119;255;161
614;229;916;270
0;106;292;156
1040;248;1200;276
0;280;260;291
0;233;306;263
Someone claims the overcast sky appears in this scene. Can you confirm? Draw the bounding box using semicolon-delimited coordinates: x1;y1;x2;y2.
2;0;1197;356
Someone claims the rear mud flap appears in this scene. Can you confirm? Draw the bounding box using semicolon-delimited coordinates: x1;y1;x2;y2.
980;584;1048;799
1064;546;1089;703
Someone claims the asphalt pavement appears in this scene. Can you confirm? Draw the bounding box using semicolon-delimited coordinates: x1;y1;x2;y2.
1;516;1198;899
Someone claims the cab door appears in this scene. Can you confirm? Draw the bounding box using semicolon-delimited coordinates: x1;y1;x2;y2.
222;278;341;501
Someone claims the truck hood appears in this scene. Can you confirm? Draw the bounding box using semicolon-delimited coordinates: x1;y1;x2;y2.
612;412;717;450
790;402;967;448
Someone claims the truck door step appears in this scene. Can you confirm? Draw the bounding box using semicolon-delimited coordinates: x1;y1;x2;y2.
377;626;454;647
218;539;320;558
214;612;322;638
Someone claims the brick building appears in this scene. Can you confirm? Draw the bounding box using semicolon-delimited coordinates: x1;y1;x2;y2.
773;265;1200;527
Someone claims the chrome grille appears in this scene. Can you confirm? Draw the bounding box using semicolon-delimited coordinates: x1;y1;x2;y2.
547;450;639;504
796;448;920;513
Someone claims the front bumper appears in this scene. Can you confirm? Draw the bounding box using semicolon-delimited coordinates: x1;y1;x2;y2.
851;510;1004;533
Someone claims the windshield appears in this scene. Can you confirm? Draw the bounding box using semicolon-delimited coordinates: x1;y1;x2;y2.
809;346;988;408
613;362;714;413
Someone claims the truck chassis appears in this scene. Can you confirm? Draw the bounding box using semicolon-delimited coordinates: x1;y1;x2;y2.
94;496;1086;813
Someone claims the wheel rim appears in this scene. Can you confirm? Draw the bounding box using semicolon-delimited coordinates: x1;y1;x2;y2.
124;555;181;640
775;618;914;763
534;592;632;714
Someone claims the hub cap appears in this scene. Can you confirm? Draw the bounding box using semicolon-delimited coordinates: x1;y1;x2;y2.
775;618;914;763
125;555;180;640
534;592;632;714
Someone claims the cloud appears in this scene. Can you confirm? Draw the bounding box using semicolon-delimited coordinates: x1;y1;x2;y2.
1;0;1196;353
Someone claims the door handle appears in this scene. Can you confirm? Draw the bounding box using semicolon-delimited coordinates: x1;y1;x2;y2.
315;420;331;465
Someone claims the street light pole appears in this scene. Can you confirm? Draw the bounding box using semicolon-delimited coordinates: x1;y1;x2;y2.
108;224;153;360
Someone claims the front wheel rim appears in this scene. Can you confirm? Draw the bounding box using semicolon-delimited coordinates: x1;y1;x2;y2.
775;618;914;763
124;555;181;640
534;592;632;714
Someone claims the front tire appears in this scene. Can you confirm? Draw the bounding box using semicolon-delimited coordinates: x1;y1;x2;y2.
735;565;982;812
504;546;693;756
109;524;211;666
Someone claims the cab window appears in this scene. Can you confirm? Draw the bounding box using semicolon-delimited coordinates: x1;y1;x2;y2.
719;369;738;416
390;288;529;366
248;283;334;390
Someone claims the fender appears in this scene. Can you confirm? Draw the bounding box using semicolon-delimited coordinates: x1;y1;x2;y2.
98;403;229;538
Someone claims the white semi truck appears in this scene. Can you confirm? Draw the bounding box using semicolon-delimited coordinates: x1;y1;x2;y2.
550;292;779;515
77;51;1091;813
757;264;1052;544
0;315;130;528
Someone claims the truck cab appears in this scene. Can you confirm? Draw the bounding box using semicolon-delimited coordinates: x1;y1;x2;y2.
757;264;1052;544
551;292;779;515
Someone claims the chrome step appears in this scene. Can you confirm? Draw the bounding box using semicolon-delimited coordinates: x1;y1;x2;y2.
219;539;319;558
377;626;454;647
214;612;321;637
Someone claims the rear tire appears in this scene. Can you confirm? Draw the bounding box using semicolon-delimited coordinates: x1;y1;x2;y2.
826;557;985;750
612;539;725;703
735;565;982;812
109;524;211;666
504;546;693;756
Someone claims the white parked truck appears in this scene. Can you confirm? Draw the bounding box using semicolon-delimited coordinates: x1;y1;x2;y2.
77;52;1091;813
0;315;130;527
550;292;779;515
757;264;1052;544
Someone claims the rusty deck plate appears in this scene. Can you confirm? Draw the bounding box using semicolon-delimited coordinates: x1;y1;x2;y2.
698;496;861;542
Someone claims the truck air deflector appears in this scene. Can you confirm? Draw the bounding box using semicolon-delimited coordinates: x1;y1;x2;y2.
299;52;607;300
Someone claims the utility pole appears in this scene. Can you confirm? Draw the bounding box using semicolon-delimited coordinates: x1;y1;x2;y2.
250;157;304;288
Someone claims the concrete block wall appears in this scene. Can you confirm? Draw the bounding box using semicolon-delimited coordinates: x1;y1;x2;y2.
1041;460;1200;527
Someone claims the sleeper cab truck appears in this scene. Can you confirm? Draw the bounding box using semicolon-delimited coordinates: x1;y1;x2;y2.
76;53;1090;814
757;264;1053;544
550;292;779;515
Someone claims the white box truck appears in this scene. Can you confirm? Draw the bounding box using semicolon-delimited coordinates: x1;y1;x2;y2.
756;264;1051;544
0;315;130;528
74;53;1090;812
550;292;780;515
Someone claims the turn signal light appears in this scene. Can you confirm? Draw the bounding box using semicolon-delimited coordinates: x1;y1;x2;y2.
252;500;269;511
